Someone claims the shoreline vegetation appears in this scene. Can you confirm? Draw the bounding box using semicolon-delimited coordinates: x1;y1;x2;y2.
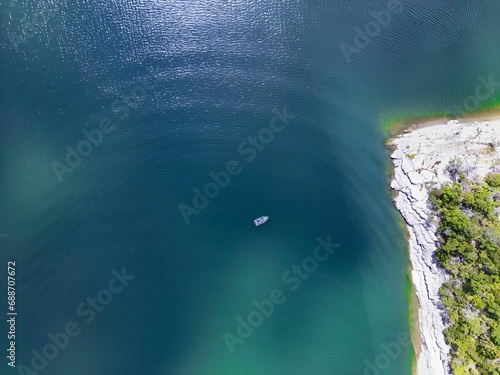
385;106;500;375
429;172;500;374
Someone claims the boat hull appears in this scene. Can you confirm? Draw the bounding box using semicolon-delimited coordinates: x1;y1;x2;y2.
253;216;269;226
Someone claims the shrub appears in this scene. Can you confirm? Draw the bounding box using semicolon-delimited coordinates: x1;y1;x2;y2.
492;324;500;345
485;173;500;188
440;207;470;235
441;184;463;206
463;185;495;219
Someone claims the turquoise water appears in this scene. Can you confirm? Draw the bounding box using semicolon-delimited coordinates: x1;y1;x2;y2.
2;1;500;374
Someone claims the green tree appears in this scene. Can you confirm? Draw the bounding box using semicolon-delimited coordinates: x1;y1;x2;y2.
440;207;470;235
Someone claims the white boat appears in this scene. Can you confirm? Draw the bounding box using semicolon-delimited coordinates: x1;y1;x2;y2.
253;216;269;226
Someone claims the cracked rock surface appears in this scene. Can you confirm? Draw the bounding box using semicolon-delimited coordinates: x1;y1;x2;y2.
389;119;500;375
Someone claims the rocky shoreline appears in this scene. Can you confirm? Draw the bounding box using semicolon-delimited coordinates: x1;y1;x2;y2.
389;119;500;375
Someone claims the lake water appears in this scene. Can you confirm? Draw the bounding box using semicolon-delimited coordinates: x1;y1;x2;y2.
2;1;500;374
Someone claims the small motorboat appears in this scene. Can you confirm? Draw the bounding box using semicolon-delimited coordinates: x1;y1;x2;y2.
253;216;269;226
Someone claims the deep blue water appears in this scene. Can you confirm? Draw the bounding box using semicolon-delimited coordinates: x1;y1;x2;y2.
2;1;500;374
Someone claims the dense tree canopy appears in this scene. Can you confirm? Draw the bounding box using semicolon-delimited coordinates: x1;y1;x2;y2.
430;172;500;374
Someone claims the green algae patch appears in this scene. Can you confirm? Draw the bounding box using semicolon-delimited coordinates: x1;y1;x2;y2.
380;101;500;140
